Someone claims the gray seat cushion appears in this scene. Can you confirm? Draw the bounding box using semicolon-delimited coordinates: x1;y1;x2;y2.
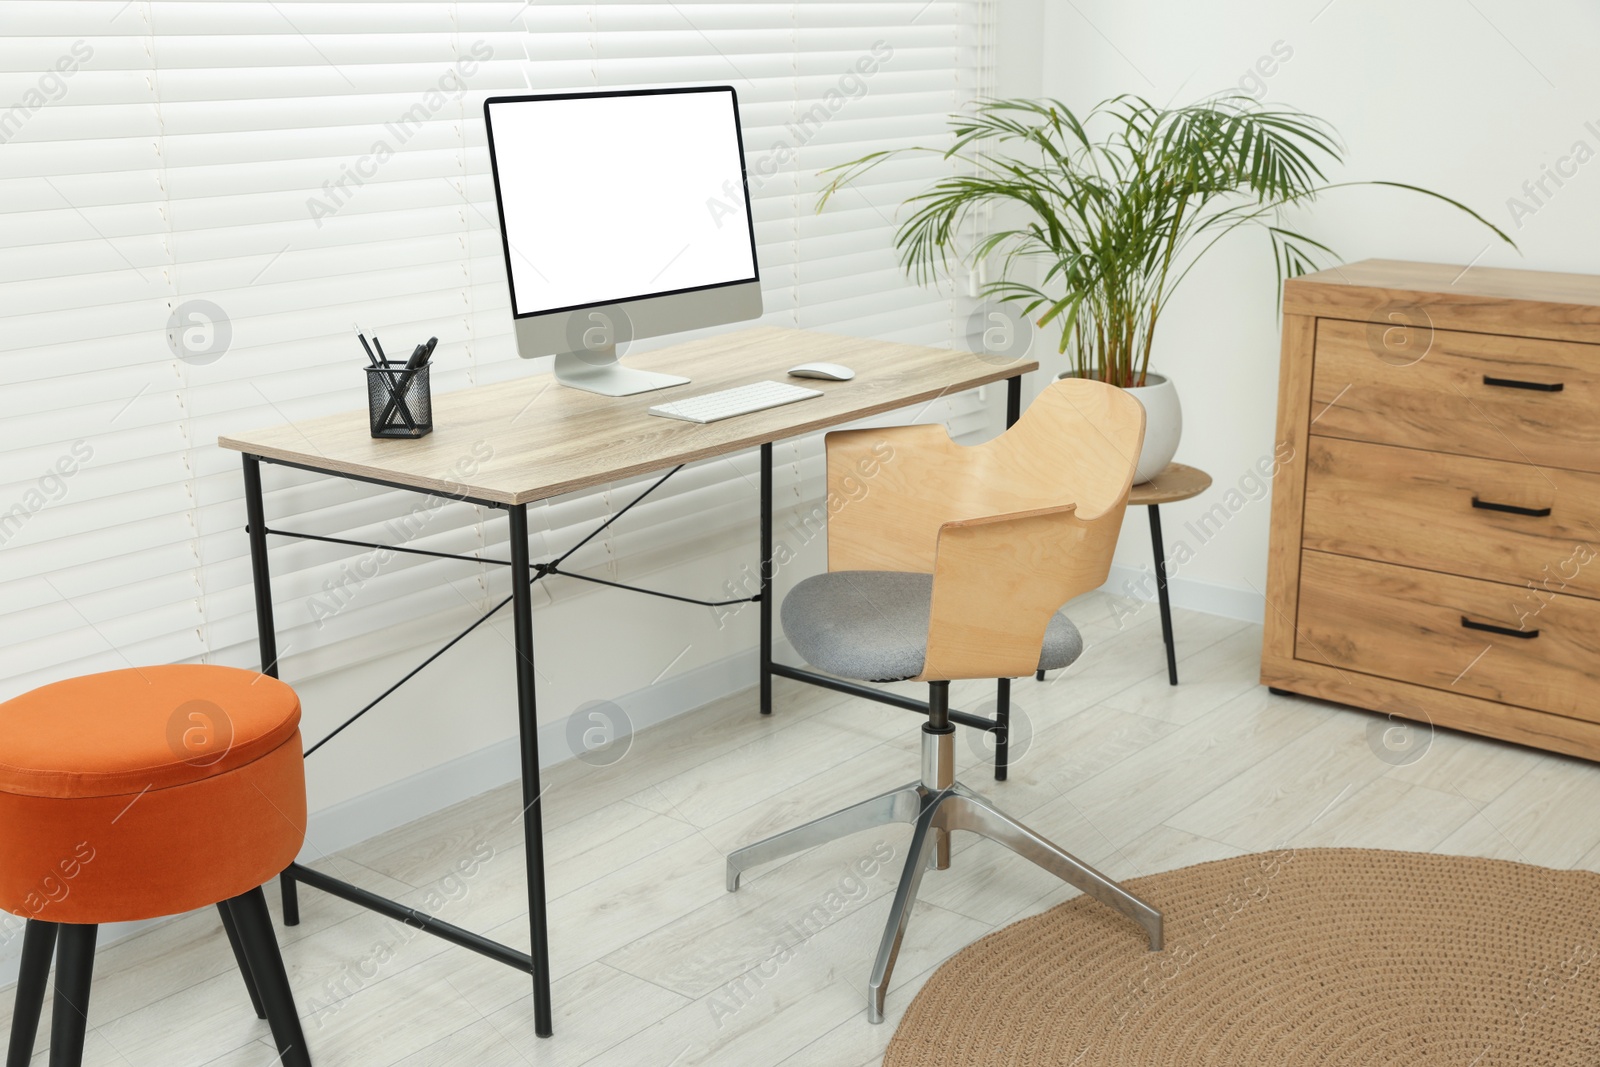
781;570;1084;683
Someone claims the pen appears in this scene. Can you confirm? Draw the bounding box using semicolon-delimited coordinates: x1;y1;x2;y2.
364;333;419;432
358;327;412;424
354;327;380;368
377;339;433;430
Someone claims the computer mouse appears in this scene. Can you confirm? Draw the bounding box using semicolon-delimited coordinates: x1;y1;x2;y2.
787;362;855;381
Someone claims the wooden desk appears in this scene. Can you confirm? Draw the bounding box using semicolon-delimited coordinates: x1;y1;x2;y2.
221;327;1029;504
219;326;1035;1037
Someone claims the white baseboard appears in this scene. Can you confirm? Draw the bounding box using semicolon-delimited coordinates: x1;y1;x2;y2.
0;644;762;991
1100;563;1265;624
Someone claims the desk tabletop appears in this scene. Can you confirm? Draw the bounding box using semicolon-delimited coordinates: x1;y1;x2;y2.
218;327;1037;505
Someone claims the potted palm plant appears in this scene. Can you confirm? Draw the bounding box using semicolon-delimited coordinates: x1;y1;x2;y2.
819;94;1512;482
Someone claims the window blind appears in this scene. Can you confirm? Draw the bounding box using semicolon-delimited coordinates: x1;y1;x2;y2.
0;0;996;699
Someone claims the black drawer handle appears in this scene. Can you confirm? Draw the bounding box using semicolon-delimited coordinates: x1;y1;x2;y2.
1461;616;1539;639
1483;375;1564;392
1471;496;1552;517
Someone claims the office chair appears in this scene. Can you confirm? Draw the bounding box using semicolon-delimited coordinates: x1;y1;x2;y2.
726;377;1164;1022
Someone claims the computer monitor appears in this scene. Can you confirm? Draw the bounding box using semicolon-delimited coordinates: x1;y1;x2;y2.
484;86;763;395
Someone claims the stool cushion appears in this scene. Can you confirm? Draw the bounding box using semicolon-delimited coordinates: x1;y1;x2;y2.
0;665;301;798
781;570;1085;683
0;665;306;924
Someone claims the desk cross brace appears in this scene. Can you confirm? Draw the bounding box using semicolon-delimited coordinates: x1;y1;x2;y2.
264;463;760;759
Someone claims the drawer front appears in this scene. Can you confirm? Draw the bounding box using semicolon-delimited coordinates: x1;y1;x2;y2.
1296;551;1600;723
1303;436;1600;598
1310;318;1600;472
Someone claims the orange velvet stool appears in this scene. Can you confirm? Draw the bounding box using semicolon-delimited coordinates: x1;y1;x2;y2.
1;665;313;1067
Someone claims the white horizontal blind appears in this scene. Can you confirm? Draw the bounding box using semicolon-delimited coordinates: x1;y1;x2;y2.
0;0;995;699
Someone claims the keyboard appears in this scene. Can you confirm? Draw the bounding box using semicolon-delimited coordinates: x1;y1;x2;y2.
647;380;824;424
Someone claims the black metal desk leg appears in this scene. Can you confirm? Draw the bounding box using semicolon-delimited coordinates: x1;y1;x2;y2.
242;457;279;678
760;441;773;716
993;678;1010;781
1148;505;1179;685
507;504;555;1037
243;455;302;926
1007;380;1045;685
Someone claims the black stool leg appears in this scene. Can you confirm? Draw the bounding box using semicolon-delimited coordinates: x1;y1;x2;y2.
1149;504;1179;686
6;920;57;1067
224;888;310;1067
993;678;1010;781
217;903;266;1020
49;924;96;1067
279;870;300;927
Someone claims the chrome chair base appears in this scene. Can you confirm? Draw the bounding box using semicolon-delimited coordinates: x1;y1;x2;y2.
726;723;1163;1023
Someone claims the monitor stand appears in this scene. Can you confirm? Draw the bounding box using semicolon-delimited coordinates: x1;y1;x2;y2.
552;346;689;397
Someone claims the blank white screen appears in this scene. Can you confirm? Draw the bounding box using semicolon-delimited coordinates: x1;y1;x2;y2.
487;90;757;317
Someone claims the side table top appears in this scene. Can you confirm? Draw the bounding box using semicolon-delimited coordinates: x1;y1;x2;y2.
1128;462;1212;506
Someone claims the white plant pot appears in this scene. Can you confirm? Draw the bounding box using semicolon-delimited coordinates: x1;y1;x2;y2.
1060;371;1182;484
1124;372;1182;484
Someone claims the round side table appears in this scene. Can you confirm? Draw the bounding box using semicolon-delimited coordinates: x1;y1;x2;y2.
1036;462;1213;686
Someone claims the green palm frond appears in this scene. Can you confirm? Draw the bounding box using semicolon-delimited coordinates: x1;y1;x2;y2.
816;92;1514;387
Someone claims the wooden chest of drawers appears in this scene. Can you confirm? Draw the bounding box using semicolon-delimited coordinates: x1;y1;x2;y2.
1263;259;1600;761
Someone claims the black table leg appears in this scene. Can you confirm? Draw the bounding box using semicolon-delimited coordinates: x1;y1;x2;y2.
1148;505;1179;685
6;920;56;1067
507;503;555;1038
993;678;1010;781
243;456;278;682
760;442;773;716
243;455;302;927
1007;380;1045;687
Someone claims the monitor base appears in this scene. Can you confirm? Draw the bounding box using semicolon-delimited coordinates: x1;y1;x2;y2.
552;349;689;397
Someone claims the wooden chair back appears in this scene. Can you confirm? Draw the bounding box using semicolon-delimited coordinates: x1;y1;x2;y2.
823;378;1146;680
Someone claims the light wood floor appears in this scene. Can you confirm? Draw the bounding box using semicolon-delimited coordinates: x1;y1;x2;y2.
7;596;1600;1066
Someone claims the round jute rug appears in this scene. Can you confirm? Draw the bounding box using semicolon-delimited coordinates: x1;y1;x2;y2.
883;849;1600;1066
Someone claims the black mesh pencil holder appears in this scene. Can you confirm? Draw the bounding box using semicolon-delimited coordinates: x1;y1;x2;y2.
366;362;433;439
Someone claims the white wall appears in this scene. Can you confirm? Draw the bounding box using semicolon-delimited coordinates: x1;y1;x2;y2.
1030;0;1600;625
